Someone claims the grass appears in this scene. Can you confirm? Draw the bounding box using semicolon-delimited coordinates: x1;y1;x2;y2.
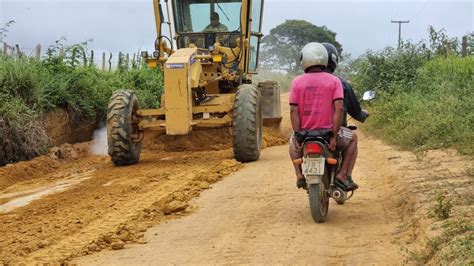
410;218;474;264
0;53;163;166
362;55;474;156
348;32;473;264
428;191;453;220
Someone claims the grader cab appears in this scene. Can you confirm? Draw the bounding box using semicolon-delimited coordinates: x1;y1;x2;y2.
107;0;281;166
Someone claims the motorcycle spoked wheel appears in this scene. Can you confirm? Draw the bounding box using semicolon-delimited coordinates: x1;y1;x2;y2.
308;181;329;223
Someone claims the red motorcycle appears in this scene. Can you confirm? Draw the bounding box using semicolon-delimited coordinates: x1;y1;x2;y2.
294;90;375;223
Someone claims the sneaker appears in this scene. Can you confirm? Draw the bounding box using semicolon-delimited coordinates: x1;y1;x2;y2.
296;178;307;189
346;176;359;190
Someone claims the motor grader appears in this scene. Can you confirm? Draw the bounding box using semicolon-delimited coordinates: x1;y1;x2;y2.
107;0;281;166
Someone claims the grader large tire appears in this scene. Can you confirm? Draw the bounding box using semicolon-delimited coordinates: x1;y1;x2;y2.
232;84;263;162
107;90;142;166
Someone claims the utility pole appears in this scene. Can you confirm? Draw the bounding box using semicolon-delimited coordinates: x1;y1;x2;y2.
391;20;410;49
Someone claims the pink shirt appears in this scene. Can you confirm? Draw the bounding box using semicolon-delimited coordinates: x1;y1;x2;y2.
289;72;343;130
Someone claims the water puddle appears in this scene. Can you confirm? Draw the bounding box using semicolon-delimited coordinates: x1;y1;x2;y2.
0;171;94;213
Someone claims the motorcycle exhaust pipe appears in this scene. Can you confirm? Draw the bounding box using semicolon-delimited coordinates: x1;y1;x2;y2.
332;189;343;200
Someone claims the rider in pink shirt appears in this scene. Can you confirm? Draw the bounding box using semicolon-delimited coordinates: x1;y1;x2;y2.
289;72;343;130
289;42;356;190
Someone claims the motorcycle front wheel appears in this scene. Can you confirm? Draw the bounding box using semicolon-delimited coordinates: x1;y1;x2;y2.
308;182;329;223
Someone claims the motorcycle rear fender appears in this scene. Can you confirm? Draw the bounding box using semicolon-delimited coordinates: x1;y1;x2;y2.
303;140;331;157
306;174;323;184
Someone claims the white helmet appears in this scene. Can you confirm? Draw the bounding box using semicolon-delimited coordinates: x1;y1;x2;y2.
300;42;328;71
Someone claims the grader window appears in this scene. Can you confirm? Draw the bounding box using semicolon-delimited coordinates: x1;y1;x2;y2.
173;0;241;33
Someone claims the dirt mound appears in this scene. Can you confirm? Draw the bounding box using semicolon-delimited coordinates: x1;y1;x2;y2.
147;128;233;152
146;126;289;153
362;138;474;264
0;94;290;263
43;109;96;146
0;146;244;263
0;142;95;191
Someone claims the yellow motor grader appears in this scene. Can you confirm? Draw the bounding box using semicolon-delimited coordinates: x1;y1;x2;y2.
107;0;281;166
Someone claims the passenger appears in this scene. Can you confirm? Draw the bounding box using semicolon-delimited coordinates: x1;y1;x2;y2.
322;42;369;190
288;42;356;191
203;12;229;32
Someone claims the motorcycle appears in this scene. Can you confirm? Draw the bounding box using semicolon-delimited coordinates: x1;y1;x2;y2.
293;90;376;223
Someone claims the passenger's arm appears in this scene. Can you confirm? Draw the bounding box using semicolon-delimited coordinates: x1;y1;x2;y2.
345;82;368;122
331;99;344;150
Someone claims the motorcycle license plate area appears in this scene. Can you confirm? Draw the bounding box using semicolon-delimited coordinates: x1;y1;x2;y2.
302;157;325;175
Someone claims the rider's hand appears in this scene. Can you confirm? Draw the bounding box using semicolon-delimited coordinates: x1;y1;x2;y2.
329;137;337;151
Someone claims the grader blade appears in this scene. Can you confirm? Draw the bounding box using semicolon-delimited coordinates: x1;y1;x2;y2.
258;81;282;127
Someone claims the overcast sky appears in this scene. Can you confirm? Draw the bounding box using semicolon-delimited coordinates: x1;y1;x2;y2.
1;0;472;58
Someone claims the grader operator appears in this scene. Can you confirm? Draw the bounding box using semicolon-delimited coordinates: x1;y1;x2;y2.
107;0;281;166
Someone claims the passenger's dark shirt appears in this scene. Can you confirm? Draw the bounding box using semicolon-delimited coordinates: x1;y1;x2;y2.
340;78;368;127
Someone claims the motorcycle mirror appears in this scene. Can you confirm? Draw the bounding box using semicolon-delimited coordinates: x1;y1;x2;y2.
362;90;376;101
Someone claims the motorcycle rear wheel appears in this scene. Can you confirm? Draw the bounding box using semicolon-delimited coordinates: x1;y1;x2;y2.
308;183;329;223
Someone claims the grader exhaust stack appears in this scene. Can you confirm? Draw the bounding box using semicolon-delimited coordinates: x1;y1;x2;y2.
107;0;282;166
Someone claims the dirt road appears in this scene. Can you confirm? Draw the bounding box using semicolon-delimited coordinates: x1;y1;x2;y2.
1;94;472;264
75;132;405;265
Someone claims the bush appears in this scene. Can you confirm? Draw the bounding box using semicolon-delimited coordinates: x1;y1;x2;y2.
0;97;49;164
351;42;432;94
429;191;453;220
0;51;163;166
362;55;473;155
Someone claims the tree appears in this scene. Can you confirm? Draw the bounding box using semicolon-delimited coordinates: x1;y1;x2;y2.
260;20;342;73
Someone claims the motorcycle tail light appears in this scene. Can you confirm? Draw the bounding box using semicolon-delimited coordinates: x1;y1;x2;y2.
306;143;322;154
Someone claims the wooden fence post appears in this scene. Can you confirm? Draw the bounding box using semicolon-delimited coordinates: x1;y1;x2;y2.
15;44;21;59
3;42;7;56
108;52;112;72
118;52;123;69
102;52;106;71
35;44;41;61
132;53;136;69
126;53;130;69
90;50;94;67
461;35;468;57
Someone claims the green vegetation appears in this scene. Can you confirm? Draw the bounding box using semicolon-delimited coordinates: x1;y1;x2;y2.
429;191;453;220
261;19;342;73
410;218;474;264
351;28;474;155
0;42;163;166
349;27;473;264
257;19;343;93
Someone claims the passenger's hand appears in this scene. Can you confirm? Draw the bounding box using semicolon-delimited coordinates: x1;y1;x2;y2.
329;137;337;151
296;142;303;150
362;109;370;117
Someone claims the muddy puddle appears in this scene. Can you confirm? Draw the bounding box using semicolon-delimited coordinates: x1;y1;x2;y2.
0;171;94;213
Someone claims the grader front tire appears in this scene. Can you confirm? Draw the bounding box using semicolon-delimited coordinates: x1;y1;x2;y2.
107;90;142;166
232;84;263;162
